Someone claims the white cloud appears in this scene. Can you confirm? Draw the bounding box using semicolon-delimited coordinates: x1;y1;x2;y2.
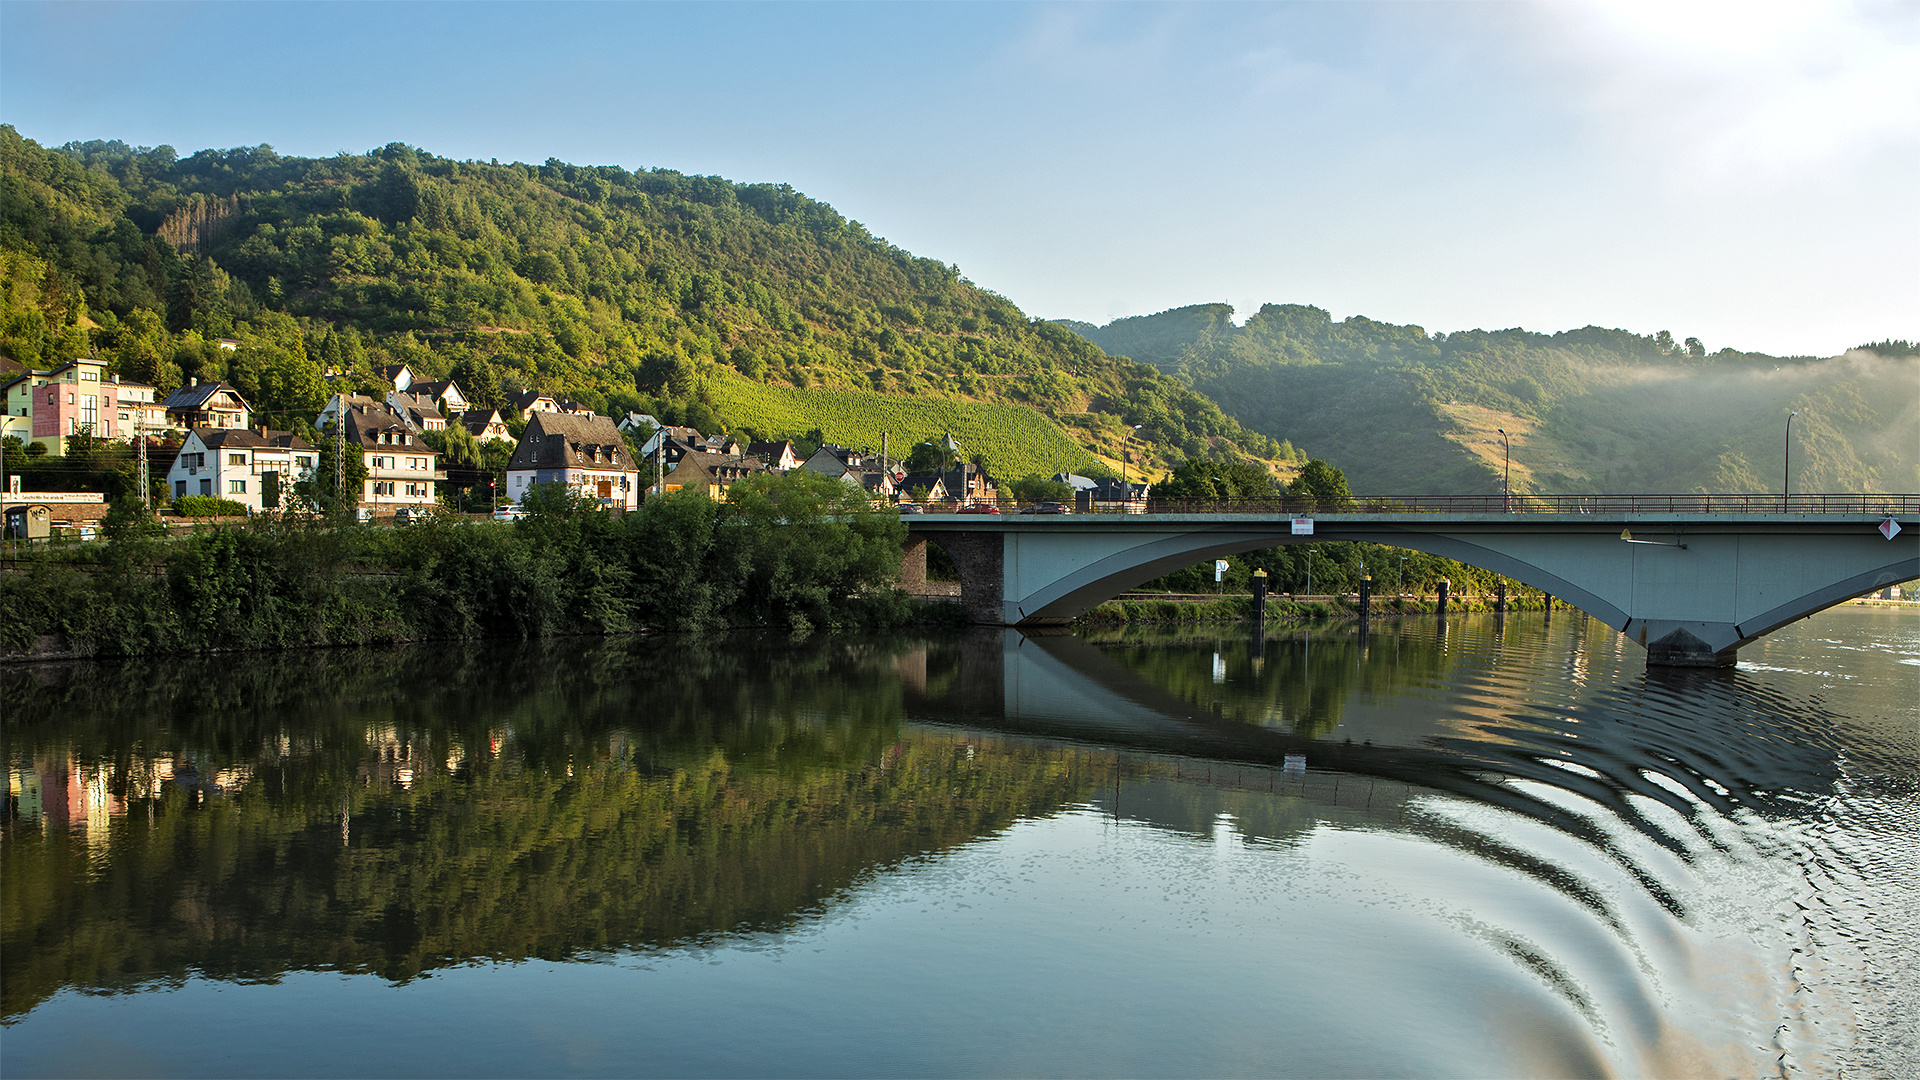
1512;0;1920;187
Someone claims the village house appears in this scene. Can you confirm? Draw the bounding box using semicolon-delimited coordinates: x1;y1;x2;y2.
614;411;659;437
335;401;440;511
901;463;996;507
1;358;168;454
460;407;515;443
162;379;252;431
746;440;802;472
504;389;561;420
659;449;769;498
637;426;730;466
387;391;449;432
403;378;468;414
506;412;641;510
166;428;317;511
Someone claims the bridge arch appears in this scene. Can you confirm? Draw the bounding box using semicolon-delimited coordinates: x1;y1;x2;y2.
908;508;1919;667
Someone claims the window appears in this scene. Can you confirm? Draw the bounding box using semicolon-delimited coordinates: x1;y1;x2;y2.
229;479;247;494
371;481;395;496
81;370;97;381
297;456;313;470
229;453;247;466
67;393;75;404
174;481;185;498
405;482;427;497
199;480;212;496
372;455;388;469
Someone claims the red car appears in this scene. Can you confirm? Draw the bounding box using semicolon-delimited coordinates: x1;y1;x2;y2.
956;503;1002;515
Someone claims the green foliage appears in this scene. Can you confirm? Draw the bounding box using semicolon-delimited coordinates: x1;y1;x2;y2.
708;375;1098;481
171;494;248;517
2;473;916;658
1005;474;1074;502
1149;456;1276;499
1073;302;1919;495
1286;459;1352;508
0;125;1289;490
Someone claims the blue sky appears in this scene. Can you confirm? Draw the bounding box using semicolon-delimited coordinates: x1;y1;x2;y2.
3;1;1915;357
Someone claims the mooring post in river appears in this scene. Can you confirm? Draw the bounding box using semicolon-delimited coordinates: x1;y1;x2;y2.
1359;576;1372;624
1251;568;1268;624
1436;579;1449;618
1544;593;1553;622
1495;580;1507;613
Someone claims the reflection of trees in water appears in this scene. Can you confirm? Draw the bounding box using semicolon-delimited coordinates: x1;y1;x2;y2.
1086;622;1455;738
0;635;1105;1020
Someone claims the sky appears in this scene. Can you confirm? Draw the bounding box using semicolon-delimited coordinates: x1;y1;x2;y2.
2;0;1915;358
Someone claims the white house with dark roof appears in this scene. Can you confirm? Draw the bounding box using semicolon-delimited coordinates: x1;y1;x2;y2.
335;401;439;510
162;379;252;430
506;412;641;509
167;428;317;511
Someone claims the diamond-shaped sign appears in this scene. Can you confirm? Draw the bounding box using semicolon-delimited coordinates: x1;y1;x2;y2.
1881;517;1902;540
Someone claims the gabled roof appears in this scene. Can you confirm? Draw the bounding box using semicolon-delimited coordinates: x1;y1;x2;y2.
192;427;315;451
408;379;462;402
666;450;768;486
340;402;428;451
507;412;637;471
506;389;557;410
162;380;252;413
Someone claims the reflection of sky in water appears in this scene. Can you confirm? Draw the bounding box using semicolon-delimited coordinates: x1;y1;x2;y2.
4;606;1915;1078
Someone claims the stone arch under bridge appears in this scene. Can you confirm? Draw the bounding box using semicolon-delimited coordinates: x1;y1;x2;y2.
903;507;1918;667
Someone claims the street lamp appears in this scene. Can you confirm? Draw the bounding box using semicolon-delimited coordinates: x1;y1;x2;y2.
1783;411;1797;510
1121;424;1142;505
1496;428;1511;511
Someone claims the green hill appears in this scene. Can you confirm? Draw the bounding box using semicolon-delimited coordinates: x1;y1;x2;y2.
0;127;1287;485
1068;303;1918;495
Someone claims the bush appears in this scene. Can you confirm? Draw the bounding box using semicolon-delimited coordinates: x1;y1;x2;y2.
174;495;250;518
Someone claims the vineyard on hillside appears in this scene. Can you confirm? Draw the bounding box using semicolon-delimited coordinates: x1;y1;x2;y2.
708;374;1103;480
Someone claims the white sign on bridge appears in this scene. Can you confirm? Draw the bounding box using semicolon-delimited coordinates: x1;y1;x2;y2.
1291;517;1314;535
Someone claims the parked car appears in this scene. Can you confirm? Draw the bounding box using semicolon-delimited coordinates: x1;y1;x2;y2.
896;503;925;515
957;503;1002;515
492;505;526;521
1018;501;1071;516
394;506;425;526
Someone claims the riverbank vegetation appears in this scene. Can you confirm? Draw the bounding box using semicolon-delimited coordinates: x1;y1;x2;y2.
0;471;910;659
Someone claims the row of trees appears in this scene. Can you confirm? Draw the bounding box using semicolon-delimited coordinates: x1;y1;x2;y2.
2;470;917;660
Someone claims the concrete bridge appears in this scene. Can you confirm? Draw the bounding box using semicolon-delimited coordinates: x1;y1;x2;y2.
903;493;1920;667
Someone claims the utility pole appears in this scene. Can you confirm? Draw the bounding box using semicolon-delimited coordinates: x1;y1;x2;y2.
135;414;150;510
1783;411;1797;511
334;398;346;511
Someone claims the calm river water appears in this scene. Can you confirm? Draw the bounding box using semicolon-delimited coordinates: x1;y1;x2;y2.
4;606;1916;1078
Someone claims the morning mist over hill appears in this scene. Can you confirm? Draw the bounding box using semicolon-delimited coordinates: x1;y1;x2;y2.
1061;303;1918;497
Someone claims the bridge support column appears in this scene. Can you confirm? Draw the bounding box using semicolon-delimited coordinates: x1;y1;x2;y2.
899;535;928;594
1644;628;1740;668
932;531;1007;625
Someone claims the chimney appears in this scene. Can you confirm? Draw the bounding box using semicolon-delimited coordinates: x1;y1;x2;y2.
189;377;198;388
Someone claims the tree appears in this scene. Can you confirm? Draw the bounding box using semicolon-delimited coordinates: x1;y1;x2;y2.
297;437;367;517
1150;457;1274;499
1287;459;1352;508
1007;474;1073;503
449;357;506;411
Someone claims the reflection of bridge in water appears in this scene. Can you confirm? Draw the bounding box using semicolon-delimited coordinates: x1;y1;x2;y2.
906;493;1920;666
899;627;1847;871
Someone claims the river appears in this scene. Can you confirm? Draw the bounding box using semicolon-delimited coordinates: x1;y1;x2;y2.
3;606;1916;1078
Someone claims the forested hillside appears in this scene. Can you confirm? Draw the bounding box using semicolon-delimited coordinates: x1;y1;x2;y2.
1064;304;1918;495
0;127;1288;480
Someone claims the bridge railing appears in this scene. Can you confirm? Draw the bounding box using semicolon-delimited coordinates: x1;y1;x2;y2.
1128;493;1920;516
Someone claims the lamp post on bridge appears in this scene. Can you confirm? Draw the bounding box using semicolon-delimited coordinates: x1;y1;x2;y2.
1497;428;1511;512
1783;411;1797;511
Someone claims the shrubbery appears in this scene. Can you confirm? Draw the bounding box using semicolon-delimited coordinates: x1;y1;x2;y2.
1;472;912;658
172;495;250;518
